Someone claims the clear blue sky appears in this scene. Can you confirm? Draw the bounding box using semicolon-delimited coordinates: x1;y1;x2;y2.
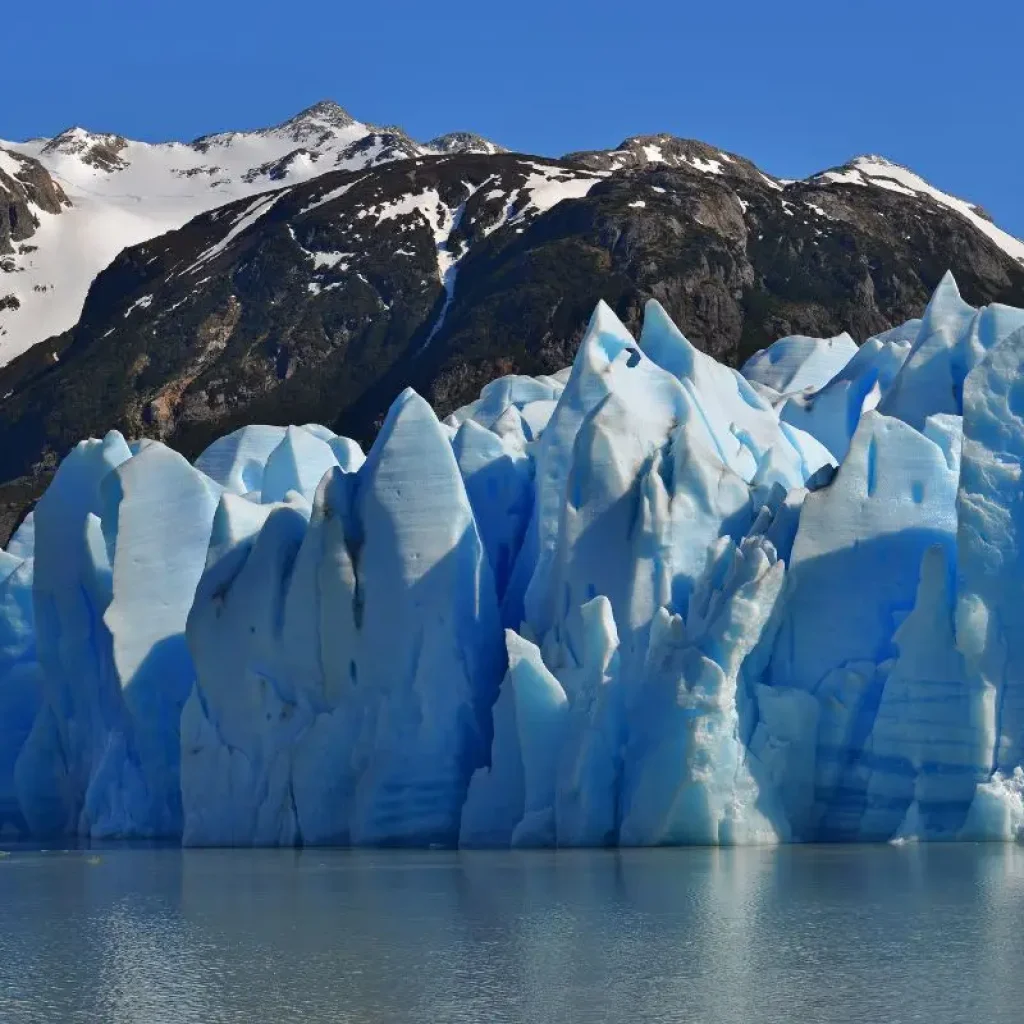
4;0;1022;236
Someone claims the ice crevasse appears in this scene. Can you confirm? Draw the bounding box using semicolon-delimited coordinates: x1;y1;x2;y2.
2;271;1024;846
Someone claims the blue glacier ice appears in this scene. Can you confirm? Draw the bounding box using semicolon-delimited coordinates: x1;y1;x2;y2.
741;332;859;396
183;390;503;846
4;276;1024;845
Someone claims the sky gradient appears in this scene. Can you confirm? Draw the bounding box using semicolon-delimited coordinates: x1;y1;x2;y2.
4;0;1022;235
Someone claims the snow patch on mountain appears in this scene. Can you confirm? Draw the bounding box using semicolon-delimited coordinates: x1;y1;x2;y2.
512;164;606;219
186;193;285;274
0;150;27;179
370;182;495;348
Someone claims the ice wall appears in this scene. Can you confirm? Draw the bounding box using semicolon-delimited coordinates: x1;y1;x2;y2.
3;277;1024;845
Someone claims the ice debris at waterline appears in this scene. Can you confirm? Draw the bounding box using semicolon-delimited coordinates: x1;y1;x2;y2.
3;272;1024;846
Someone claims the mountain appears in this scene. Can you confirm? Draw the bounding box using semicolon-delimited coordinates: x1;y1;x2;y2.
810;154;1024;263
0;101;501;360
1;108;1023;543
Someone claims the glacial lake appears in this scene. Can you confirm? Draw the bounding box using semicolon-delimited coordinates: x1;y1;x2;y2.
1;843;1023;1023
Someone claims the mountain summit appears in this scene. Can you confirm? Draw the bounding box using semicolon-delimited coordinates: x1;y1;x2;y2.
277;99;359;130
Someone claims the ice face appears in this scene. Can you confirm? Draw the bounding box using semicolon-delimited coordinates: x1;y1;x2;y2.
741;332;859;395
183;389;504;846
955;326;1024;778
194;424;288;495
0;552;38;834
771;326;916;462
5;276;1024;845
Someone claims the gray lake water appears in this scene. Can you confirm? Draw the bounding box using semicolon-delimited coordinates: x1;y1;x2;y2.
1;843;1023;1024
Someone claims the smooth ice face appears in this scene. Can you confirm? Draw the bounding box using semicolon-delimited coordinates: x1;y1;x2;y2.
313;390;505;847
880;273;1024;431
195;425;288;495
638;300;834;488
14;435;228;839
764;410;965;840
521;300;675;640
96;443;224;837
858;544;991;841
8;276;1024;847
184;390;505;847
452;419;533;603
260;426;342;504
0;552;38;835
778;327;916;461
955;326;1024;776
18;431;133;836
741;333;859;395
772;411;959;695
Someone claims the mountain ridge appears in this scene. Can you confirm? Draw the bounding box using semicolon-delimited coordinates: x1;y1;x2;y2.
4;101;1022;364
0;100;505;359
2;102;1024;543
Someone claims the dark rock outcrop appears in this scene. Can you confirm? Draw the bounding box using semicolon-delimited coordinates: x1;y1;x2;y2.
0;149;69;254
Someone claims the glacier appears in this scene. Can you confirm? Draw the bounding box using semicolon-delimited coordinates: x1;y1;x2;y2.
3;271;1024;846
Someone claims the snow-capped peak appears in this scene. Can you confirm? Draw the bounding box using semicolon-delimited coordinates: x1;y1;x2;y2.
279;99;358;130
564;134;774;186
196;100;362;152
815;155;1024;264
41;126;126;153
38;127;130;171
426;132;508;156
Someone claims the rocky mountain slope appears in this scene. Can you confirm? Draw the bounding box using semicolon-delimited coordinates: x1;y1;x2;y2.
0;101;502;359
1;105;1023;541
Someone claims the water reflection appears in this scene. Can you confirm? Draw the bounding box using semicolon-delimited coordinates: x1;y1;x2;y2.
1;844;1022;1023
